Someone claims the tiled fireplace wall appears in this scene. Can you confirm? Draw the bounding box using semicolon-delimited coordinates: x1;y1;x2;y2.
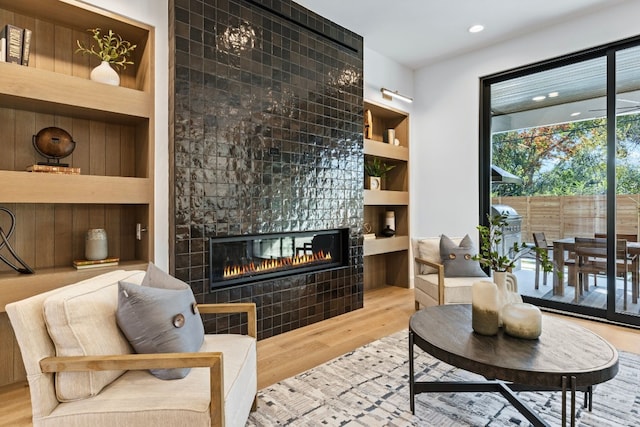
170;0;364;339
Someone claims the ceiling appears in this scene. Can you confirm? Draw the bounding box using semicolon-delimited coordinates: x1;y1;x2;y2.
294;0;630;70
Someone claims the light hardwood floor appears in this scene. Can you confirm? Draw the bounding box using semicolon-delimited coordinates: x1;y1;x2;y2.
1;285;638;426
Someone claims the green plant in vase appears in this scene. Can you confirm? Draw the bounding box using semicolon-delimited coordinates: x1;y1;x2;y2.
75;28;137;86
364;158;395;190
473;213;555;274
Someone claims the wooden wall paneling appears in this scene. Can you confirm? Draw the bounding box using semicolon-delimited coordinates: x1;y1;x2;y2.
105;124;122;176
386;250;408;287
34;18;54;72
71;118;90;173
135;122;148;178
73;204;90;261
13;204;35;270
35;204;55;268
54;25;73;75
0;108;14;170
122;125;137;177
363;255;386;290
71;28;88;78
14;111;35;171
106;205;121;259
0;313;14;385
54;204;74;267
89;120;106;176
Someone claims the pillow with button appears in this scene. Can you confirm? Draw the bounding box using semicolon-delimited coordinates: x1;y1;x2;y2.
440;234;488;278
116;262;204;380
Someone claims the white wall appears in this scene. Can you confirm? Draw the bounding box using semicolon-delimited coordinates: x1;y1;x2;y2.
364;46;414;113
82;0;169;270
412;0;640;240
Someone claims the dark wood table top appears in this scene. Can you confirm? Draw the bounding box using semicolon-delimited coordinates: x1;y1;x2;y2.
410;304;619;388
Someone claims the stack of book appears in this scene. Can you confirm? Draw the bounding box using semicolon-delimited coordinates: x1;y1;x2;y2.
0;24;32;65
363;233;376;240
27;165;81;174
73;257;120;270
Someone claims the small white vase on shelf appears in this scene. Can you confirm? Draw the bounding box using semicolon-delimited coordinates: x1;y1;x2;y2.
90;61;120;86
492;270;523;325
85;228;108;260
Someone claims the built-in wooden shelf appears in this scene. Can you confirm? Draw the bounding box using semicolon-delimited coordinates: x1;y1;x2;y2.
364;139;409;161
0;261;148;312
363;235;410;256
364;190;409;205
0;171;152;204
0;63;151;122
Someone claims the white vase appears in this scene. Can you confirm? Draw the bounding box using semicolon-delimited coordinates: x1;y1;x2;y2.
85;228;108;260
369;176;381;190
492;270;523;326
471;280;500;336
90;61;120;86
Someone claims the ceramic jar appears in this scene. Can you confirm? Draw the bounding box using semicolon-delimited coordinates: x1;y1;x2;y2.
85;228;108;260
502;302;542;339
471;280;500;336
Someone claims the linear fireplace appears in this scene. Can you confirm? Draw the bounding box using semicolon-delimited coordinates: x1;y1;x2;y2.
209;229;349;290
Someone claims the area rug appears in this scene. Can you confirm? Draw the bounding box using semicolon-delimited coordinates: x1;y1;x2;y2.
247;330;639;426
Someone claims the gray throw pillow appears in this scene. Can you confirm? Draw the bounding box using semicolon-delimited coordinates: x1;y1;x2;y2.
116;263;205;380
440;234;487;277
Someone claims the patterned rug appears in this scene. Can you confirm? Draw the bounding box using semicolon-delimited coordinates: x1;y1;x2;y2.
247;330;639;426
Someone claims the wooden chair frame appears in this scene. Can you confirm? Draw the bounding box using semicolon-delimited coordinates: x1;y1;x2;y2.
38;303;257;427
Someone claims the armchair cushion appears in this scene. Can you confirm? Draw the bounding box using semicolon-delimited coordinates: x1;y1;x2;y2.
440;234;487;277
116;263;205;380
416;236;463;274
42;270;145;402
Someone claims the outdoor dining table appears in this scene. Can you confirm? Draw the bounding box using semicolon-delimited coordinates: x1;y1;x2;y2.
552;237;640;298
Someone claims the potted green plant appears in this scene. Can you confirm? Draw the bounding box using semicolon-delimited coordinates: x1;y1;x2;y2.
75;28;137;86
473;213;554;273
364;158;395;190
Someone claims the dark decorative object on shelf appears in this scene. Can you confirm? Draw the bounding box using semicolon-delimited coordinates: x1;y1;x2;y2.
32;127;76;167
381;226;396;237
0;207;34;274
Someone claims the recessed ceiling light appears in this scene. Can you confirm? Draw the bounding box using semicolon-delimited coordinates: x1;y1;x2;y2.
532;96;546;102
468;24;484;33
571;112;581;117
548;92;559;97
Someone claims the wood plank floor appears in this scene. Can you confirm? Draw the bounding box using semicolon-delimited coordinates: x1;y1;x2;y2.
0;285;638;426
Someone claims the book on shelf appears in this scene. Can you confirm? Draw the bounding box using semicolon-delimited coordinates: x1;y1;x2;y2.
363;233;377;240
21;28;31;66
26;164;81;174
2;24;23;64
73;257;120;270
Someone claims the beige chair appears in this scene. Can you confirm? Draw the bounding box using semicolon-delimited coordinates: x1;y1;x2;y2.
5;269;257;427
412;237;488;309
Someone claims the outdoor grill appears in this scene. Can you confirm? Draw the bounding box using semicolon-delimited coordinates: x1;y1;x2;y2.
490;204;523;269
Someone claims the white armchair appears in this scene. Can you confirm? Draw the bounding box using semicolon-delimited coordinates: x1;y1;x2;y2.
412;237;488;309
5;269;257;427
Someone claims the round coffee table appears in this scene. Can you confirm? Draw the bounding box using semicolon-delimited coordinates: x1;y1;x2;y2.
409;304;619;427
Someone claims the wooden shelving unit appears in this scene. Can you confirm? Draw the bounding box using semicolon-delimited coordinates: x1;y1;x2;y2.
0;0;155;386
363;101;410;290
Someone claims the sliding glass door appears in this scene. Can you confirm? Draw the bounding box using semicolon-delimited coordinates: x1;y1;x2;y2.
480;37;640;326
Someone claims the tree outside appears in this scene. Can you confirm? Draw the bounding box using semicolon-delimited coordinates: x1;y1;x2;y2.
491;113;640;197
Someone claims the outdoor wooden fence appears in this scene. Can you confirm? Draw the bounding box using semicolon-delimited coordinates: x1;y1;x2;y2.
493;194;640;243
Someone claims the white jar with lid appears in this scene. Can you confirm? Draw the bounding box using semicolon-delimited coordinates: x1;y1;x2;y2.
85;228;108;260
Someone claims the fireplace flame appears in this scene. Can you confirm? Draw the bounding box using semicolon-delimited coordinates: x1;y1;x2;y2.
223;250;332;279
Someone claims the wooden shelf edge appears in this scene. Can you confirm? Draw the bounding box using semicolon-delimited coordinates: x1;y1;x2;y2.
364;190;409;205
0;261;149;312
364;139;409;160
0;171;152;204
364;235;409;256
0;63;151;121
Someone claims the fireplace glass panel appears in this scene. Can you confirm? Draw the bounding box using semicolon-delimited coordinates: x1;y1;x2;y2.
210;229;348;289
